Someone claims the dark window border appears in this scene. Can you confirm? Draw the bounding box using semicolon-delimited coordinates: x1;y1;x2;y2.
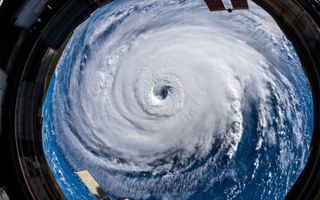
1;0;319;199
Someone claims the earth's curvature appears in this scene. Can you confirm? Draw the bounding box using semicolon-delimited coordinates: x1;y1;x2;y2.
42;0;313;199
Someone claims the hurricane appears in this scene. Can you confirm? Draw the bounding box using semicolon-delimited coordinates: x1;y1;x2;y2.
42;0;313;199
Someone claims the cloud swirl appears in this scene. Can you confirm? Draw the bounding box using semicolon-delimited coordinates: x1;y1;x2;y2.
47;0;313;199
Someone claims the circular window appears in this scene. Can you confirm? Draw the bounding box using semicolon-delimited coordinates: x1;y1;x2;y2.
40;1;314;199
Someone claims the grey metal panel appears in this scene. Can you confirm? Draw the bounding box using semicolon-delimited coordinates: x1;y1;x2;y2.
0;91;4;131
0;187;10;200
15;0;48;28
0;69;7;132
0;69;7;91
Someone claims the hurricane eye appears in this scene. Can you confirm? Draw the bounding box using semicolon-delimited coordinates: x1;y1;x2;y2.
154;85;171;100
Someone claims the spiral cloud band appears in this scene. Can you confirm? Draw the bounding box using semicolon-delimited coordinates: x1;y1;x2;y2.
43;0;313;199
